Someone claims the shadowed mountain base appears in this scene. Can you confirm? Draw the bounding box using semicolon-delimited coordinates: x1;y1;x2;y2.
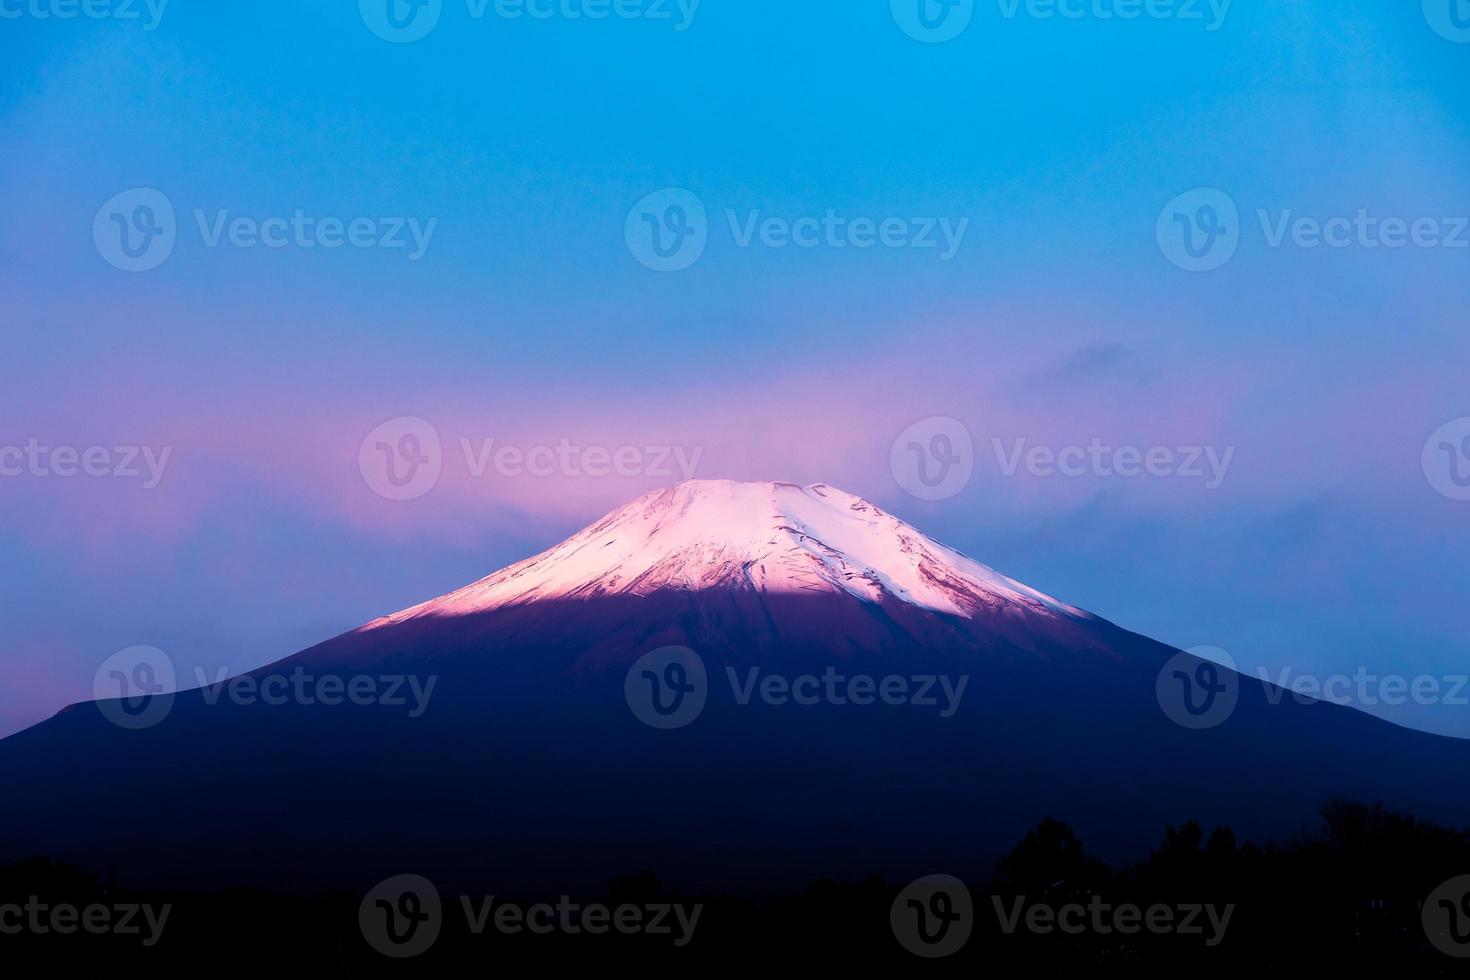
2;592;1468;899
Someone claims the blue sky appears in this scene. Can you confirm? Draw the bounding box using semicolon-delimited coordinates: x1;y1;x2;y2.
2;0;1468;737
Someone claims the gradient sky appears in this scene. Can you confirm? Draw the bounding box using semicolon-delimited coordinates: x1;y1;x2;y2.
2;1;1468;738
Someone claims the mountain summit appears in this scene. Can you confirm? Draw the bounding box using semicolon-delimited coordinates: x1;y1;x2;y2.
366;480;1086;631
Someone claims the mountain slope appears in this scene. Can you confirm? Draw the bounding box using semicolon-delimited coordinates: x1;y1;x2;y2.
1;480;1467;895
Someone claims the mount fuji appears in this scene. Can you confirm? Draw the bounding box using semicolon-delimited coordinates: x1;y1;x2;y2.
2;480;1468;893
372;480;1087;620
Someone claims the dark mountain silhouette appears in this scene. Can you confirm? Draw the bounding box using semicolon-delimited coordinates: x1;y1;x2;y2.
1;481;1467;897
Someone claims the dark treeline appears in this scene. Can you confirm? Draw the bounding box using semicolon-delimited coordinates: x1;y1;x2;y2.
2;799;1468;976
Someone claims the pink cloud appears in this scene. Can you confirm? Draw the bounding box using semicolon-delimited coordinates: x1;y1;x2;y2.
2;319;1459;565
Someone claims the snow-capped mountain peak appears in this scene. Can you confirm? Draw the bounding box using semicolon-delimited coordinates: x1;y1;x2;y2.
364;480;1087;630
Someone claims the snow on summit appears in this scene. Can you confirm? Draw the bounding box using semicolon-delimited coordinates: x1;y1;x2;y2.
365;480;1088;629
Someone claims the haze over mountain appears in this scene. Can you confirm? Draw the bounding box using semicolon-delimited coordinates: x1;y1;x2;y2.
2;481;1467;894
